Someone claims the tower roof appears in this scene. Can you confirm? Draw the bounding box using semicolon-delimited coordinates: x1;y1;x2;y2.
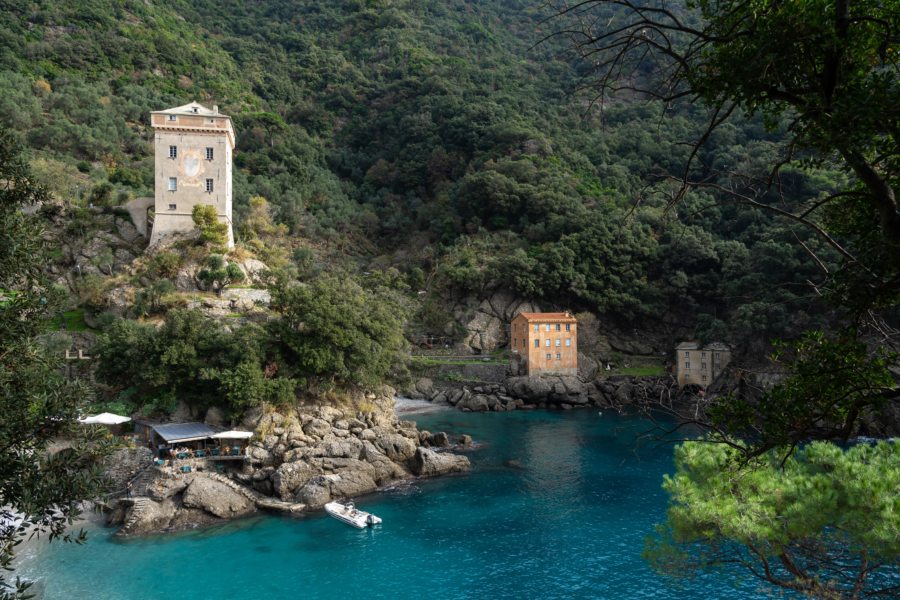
153;101;228;118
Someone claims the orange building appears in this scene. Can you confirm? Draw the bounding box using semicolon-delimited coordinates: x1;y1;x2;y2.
510;312;578;376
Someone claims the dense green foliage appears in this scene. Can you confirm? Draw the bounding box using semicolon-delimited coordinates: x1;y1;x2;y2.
192;204;229;247
709;332;898;460
269;275;409;387
566;1;900;596
0;0;845;342
95;310;297;416
96;273;407;411
197;254;245;295
647;440;900;598
0;127;107;599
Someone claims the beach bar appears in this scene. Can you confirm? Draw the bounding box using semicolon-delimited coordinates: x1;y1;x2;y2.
146;423;251;467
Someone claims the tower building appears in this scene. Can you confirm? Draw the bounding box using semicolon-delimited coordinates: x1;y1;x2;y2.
149;101;234;248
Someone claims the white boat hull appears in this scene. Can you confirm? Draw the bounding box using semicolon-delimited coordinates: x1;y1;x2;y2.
324;501;382;529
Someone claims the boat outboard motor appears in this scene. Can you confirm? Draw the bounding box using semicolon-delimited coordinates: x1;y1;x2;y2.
367;515;375;525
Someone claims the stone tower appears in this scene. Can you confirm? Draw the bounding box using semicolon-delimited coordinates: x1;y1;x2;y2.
149;101;234;248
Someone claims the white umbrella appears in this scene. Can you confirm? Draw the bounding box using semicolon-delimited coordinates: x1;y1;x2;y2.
210;430;254;439
78;412;132;425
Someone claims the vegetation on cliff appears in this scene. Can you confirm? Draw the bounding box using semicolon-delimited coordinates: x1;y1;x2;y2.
560;0;900;595
0;128;108;598
0;0;850;345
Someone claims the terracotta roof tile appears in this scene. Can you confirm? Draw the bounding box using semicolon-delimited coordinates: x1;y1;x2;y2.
514;312;576;322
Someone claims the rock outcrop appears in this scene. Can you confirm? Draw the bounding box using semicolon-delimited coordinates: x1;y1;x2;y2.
456;291;539;353
112;387;472;536
182;476;256;519
410;447;470;477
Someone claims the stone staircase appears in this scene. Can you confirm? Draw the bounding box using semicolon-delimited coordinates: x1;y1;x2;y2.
205;472;306;514
119;496;152;535
129;466;158;497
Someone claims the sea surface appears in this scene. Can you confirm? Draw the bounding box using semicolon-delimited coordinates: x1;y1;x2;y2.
19;405;779;599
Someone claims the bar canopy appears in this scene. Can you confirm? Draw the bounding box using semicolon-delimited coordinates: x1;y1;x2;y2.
210;430;254;439
151;422;219;444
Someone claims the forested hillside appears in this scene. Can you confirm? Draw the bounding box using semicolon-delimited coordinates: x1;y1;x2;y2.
1;0;845;346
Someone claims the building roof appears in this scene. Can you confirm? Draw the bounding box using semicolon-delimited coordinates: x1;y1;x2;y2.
676;341;730;351
514;312;577;322
151;422;220;443
152;101;229;118
705;342;731;351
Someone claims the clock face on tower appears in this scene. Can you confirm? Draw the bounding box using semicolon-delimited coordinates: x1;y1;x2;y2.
177;148;205;186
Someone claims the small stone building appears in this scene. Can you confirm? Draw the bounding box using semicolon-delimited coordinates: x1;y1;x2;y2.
510;312;577;376
149;101;235;248
675;341;731;387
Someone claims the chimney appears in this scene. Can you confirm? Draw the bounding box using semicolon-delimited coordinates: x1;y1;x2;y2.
213;105;219;114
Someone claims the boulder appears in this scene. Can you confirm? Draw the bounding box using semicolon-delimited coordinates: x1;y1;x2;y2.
323;437;363;459
328;470;378;499
507;376;551;402
360;441;411;483
458;394;490;412
577;353;599;382
303;418;332;438
428;432;451;448
272;461;317;501
414;377;434;397
237;258;269;284
317;406;343;423
181;477;256;519
371;428;417;462
174;264;200;292
295;477;333;509
115;217;142;243
410;447;470;477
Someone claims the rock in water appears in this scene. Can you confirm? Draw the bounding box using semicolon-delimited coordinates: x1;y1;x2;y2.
182;477;256;519
411;447;470;477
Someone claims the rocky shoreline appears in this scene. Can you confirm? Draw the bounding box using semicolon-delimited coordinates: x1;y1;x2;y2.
106;388;471;537
409;373;686;413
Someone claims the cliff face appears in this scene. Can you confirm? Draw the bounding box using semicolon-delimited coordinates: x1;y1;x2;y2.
111;389;471;536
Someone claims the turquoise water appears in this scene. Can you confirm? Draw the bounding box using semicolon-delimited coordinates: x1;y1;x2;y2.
20;409;773;599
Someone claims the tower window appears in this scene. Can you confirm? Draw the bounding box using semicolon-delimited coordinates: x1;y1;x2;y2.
545;339;551;347
565;339;571;347
534;339;539;348
556;353;561;360
168;204;176;210
206;147;214;161
168;177;177;191
167;115;177;122
565;323;571;331
546;353;552;360
205;178;214;193
192;107;198;113
169;145;177;159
